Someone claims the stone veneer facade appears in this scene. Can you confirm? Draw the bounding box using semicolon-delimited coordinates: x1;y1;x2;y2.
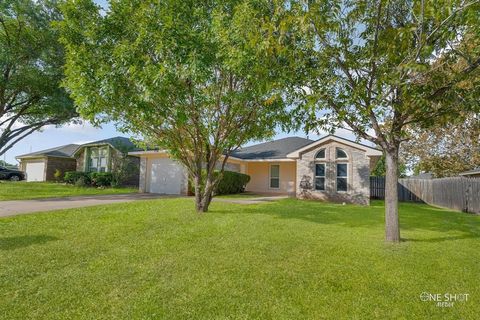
295;141;371;205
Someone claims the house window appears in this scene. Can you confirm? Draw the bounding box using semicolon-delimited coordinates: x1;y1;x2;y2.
315;149;326;159
88;147;108;172
315;163;325;191
336;148;348;159
270;164;280;189
336;163;348;192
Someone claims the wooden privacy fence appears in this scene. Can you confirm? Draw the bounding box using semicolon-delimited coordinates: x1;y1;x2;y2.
370;176;480;214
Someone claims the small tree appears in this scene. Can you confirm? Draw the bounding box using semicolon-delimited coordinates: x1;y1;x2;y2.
371;155;407;178
0;0;77;156
60;0;288;212
109;150;139;187
288;0;480;241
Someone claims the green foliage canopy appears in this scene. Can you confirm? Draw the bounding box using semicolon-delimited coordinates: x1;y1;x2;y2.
59;0;290;212
288;0;480;149
0;0;77;156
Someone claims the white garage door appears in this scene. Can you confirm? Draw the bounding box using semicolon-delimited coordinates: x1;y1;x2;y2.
149;158;185;194
25;160;45;182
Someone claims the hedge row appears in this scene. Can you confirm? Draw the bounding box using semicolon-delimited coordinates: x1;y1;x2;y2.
64;171;114;187
189;170;250;195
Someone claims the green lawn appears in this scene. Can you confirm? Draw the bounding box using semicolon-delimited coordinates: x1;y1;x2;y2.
0;199;479;319
0;182;137;200
215;192;265;199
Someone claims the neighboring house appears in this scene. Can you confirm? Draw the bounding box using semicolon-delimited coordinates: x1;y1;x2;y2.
129;135;383;204
16;137;140;184
459;167;480;178
16;144;78;182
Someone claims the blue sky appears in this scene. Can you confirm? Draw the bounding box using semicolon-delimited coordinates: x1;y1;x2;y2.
4;0;358;165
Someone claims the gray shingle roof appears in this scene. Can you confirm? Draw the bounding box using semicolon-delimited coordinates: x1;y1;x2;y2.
16;136;141;159
231;137;314;160
80;136;139;152
16;144;79;159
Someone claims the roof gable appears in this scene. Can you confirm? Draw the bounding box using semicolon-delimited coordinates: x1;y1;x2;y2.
16;144;79;159
74;137;140;156
286;135;382;158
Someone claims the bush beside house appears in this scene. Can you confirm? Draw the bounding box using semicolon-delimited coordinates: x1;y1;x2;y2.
189;171;250;195
64;171;114;187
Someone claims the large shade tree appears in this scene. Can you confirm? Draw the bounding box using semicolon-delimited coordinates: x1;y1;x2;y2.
60;0;289;212
402;112;480;177
288;0;480;241
0;0;77;156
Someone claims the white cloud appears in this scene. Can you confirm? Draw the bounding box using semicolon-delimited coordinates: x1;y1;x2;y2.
52;121;103;134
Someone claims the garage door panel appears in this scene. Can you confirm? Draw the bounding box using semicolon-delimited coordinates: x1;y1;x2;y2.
149;158;184;194
25;161;45;182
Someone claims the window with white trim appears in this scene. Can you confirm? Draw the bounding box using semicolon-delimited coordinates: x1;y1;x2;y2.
336;163;348;192
88;147;108;172
315;149;326;159
336;148;348;159
315;163;325;191
270;164;280;189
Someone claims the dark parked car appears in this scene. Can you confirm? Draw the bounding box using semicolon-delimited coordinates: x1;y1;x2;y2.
0;166;25;181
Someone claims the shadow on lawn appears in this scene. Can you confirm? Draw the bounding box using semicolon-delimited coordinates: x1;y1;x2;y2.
214;199;480;243
0;235;59;250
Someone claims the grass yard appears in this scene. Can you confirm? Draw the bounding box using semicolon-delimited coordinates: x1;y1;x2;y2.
0;182;137;201
215;192;265;199
0;198;479;319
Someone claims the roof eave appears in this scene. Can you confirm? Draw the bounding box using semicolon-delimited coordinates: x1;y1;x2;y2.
286;135;382;158
127;150;168;156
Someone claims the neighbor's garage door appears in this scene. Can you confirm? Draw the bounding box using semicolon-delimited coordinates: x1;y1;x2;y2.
25;160;45;182
149;158;185;194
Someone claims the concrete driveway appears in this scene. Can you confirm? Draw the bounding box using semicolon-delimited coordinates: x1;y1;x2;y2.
0;193;170;218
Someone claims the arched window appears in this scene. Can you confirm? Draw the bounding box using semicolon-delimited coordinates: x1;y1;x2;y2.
315;149;326;159
336;148;348;159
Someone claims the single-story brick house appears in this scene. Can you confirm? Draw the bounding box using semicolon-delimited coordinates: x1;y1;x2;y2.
129;135;383;204
16;137;140;184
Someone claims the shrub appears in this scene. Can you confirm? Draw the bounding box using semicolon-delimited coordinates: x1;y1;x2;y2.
189;170;250;195
74;176;87;187
90;172;113;187
64;171;114;187
64;171;90;185
215;171;250;195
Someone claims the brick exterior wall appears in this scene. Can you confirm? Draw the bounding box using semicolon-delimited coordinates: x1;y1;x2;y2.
296;141;371;205
45;157;77;181
75;149;86;171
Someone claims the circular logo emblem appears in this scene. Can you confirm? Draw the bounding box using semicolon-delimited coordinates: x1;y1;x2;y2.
420;292;430;302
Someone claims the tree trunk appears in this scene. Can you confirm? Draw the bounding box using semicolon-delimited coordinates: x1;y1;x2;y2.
199;178;214;213
193;174;203;212
193;166;216;213
384;148;401;242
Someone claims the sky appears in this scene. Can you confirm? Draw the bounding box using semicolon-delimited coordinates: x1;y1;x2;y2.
3;0;361;165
